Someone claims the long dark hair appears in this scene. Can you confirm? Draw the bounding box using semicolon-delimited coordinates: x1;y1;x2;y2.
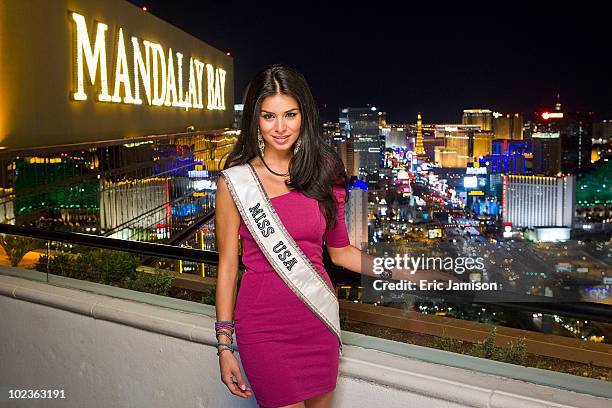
222;64;347;230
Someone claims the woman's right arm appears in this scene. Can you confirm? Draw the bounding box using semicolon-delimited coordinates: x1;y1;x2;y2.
214;175;252;399
215;175;240;326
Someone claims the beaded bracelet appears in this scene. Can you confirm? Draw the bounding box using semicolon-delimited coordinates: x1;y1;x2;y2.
216;341;235;356
215;322;235;335
215;325;234;333
215;321;235;354
216;329;234;343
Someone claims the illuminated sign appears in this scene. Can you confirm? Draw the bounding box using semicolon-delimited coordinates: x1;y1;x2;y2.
541;112;563;120
188;170;210;178
463;176;478;189
468;190;484;196
466;167;487;175
193;180;216;190
428;228;442;239
532;132;560;139
71;12;226;110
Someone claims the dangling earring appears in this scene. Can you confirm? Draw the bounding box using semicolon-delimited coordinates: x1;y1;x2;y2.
257;128;265;157
293;137;302;155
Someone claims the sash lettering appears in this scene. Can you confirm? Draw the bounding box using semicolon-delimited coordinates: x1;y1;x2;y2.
248;202;275;237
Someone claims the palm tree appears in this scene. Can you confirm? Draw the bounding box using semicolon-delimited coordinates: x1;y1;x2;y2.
0;233;40;267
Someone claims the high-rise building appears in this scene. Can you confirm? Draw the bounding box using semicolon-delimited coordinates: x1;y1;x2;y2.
322;122;341;146
435;129;470;168
346;187;369;249
492;139;531;156
340;107;383;182
322;121;354;176
533;97;594;173
492;112;523;140
502;175;575;228
592;119;612;163
337;138;355;178
462;109;493;131
592;119;612;145
473;131;494;159
435;125;493;168
532;132;561;176
479;154;526;174
384;125;408;149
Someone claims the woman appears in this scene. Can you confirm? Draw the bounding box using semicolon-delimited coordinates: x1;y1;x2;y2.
214;64;360;408
214;64;457;407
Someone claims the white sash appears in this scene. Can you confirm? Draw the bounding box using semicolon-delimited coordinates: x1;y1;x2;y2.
221;163;343;356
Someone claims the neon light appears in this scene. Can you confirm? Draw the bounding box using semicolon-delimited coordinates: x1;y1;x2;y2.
218;68;226;109
542;112;563;120
72;12;111;101
164;48;178;106
206;64;215;109
111;28;134;103
532;132;560;139
150;42;166;106
186;58;198;108
176;52;186;108
71;12;226;111
205;64;226;110
464;176;478;188
132;37;151;105
194;59;205;109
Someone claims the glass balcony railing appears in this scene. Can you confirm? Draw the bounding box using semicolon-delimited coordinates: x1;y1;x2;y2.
0;130;236;244
0;222;610;384
0;129;610;385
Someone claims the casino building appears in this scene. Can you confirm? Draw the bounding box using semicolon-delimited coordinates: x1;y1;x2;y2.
0;0;235;244
502;175;575;229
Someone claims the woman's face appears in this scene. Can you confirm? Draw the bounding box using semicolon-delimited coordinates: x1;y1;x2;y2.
258;93;301;154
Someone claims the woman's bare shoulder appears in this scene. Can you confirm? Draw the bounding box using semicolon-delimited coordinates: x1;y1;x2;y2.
216;175;234;204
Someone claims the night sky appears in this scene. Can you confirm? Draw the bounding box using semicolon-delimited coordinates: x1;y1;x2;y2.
127;1;612;124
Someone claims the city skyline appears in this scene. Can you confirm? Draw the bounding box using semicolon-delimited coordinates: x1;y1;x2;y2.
128;1;612;123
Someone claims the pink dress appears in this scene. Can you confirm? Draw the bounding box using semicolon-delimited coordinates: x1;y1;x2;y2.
233;186;350;408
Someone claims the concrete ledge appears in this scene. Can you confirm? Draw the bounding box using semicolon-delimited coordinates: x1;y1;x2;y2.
0;271;218;348
342;330;612;400
1;268;611;407
340;342;611;408
340;299;612;367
